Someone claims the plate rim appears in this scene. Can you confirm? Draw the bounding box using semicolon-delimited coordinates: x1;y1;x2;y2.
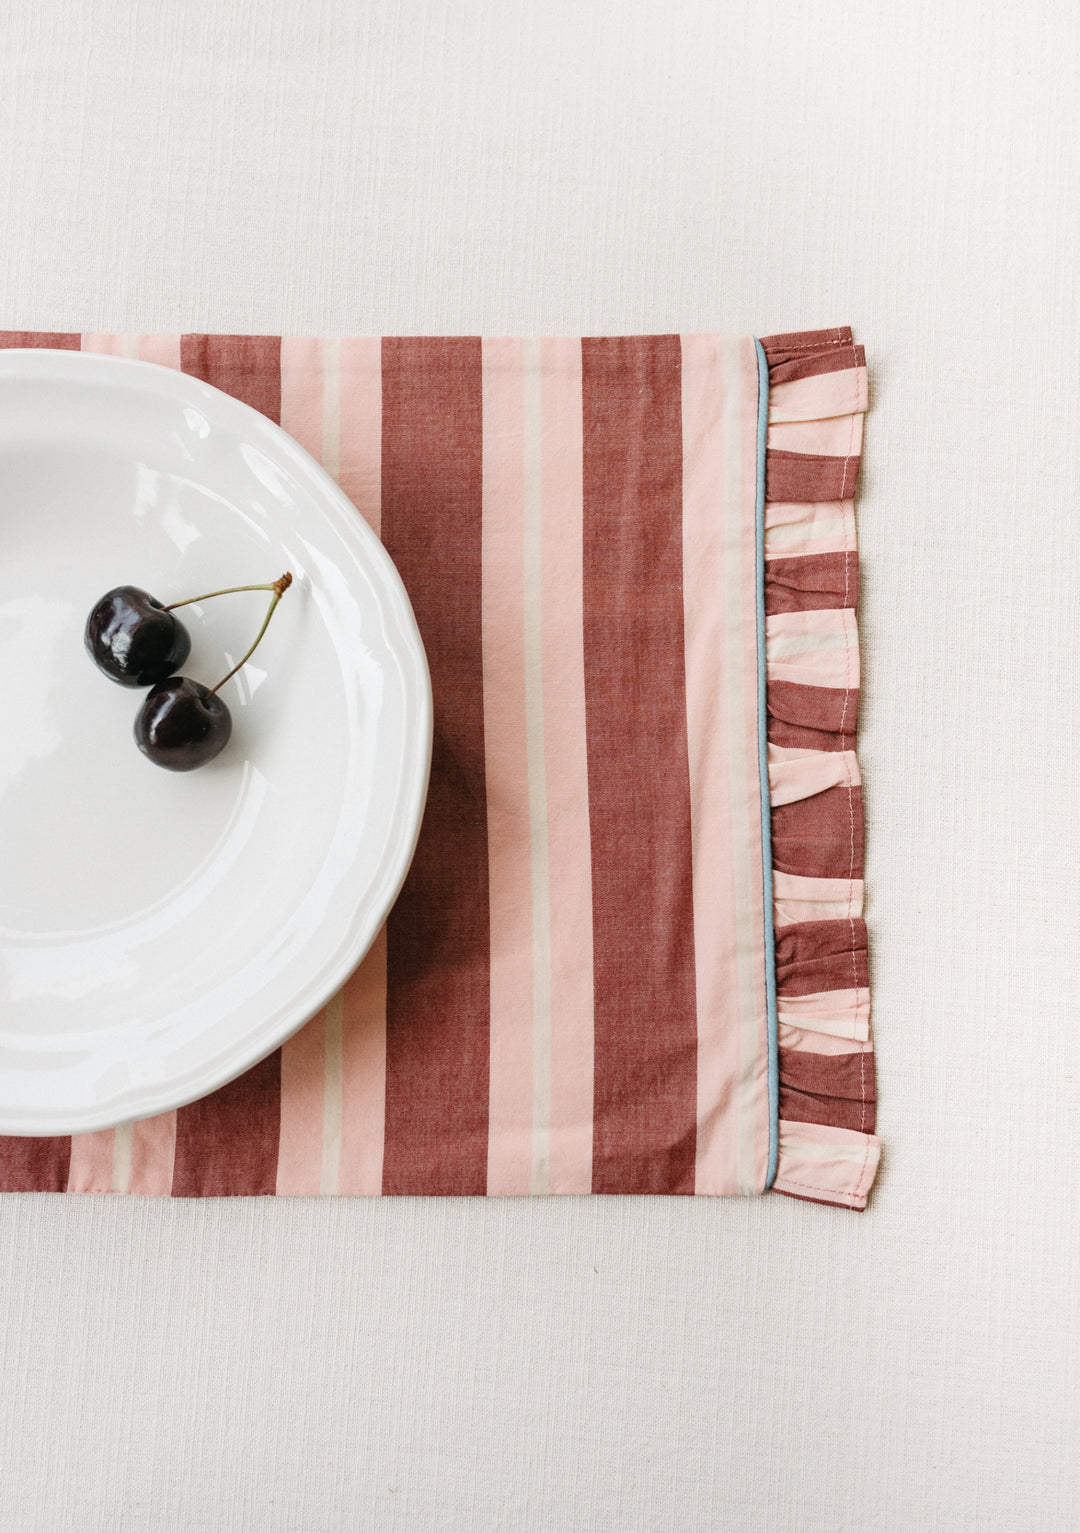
0;346;432;1135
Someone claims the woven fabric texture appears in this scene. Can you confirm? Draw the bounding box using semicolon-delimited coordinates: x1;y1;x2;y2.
5;329;878;1204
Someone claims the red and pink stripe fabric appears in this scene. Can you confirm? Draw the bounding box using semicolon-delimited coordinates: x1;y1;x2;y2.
0;327;879;1208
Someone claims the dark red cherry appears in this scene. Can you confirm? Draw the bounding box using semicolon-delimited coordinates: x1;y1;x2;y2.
85;585;191;687
134;677;232;771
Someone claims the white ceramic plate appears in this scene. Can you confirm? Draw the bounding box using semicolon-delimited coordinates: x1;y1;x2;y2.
0;349;431;1135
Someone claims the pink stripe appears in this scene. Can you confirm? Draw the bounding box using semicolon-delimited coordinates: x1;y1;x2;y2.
80;334;128;356
765;499;856;551
773;1119;880;1210
680;334;740;1195
767;413;864;458
481;337;533;1195
335;338;387;1193
280;338;325;459
279;336;387;1193
540;338;594;1194
778;1026;874;1057
337;339;387;1191
128;1113;177;1195
66;1130;115;1193
339;926;387;1194
768;748;860;805
276;1011;326;1194
338;338;383;531
138;335;182;369
778;986;869;1022
767;366;867;423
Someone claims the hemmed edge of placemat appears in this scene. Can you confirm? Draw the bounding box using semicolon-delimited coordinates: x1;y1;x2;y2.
758;326;880;1212
753;339;780;1192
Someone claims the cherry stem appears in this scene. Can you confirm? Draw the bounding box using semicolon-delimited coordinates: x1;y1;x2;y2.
165;579;285;612
207;573;293;696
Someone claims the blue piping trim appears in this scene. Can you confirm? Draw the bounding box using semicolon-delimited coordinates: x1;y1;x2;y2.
754;338;780;1189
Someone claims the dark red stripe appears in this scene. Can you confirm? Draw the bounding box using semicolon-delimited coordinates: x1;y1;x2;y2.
761;326;855;354
770;785;864;880
760;327;864;386
582;335;697;1194
0;331;80;350
171;1050;281;1195
768;717;855;753
778;1048;876;1134
777;1090;874;1134
0;1136;71;1192
766;449;860;503
780;1047;875;1102
180;334;281;423
764;346;865;386
768;678;858;748
765;552;859;615
380;338;489;1196
776;919;869;997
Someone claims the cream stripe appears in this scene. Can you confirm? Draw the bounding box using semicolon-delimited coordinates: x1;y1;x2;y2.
320;991;343;1194
778;1024;874;1057
322;338;341;482
111;1122;133;1193
721;335;763;1194
540;338;594;1194
773;871;865;928
767;630;854;658
88;333;139;360
777;1137;874;1165
79;334;126;357
768;749;861;805
766;500;855;527
767;366;866;423
767;608;857;636
775;1012;870;1043
765;519;850;549
276;335;334;1198
767;413;864;457
336;338;383;530
778;985;869;1017
523;338;552;1195
773;868;865;900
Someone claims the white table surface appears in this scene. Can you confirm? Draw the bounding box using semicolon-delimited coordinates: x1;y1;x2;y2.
2;2;1077;1528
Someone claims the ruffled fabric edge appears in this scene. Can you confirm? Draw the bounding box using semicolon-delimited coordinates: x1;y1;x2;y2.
760;327;880;1211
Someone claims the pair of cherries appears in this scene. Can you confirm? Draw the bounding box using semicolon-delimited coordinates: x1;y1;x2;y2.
84;574;292;770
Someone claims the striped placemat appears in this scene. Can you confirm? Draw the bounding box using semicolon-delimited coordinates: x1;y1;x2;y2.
0;327;879;1208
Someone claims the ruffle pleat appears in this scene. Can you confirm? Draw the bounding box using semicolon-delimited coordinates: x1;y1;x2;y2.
761;327;880;1211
